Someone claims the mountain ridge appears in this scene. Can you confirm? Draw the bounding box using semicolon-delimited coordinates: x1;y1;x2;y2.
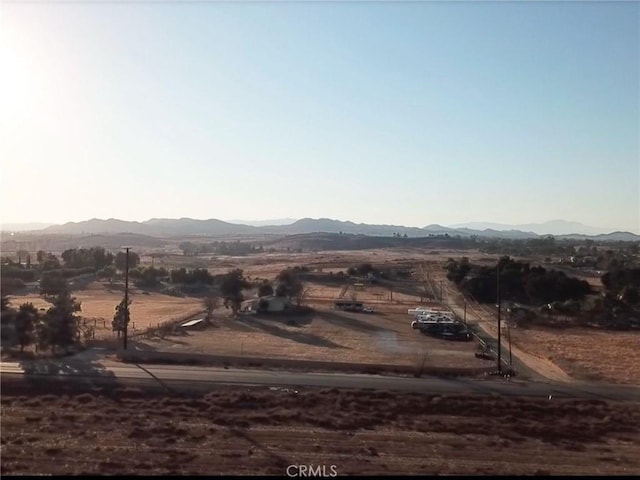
2;217;638;240
449;220;613;236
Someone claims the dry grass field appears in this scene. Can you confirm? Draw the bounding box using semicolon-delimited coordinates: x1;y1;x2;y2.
2;386;639;476
132;252;486;369
6;247;638;384
135;308;485;370
8;282;203;339
509;328;640;384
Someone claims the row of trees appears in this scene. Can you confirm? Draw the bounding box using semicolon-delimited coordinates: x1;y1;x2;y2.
1;284;84;353
2;251;61;271
61;247;114;270
446;256;592;305
4;248;141;273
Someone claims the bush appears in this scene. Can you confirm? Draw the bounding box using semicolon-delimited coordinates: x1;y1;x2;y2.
1;267;37;282
1;277;27;294
45;267;95;279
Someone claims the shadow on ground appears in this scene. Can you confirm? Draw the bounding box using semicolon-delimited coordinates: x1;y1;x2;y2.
233;316;347;349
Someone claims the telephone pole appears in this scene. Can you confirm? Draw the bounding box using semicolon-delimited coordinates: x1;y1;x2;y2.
123;247;130;350
507;322;513;367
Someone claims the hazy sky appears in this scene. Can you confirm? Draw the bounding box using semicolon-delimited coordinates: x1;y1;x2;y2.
1;1;638;232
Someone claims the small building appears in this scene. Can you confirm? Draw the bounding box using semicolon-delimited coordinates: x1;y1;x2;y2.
244;296;292;313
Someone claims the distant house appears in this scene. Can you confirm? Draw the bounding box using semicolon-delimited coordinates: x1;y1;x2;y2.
243;296;292;313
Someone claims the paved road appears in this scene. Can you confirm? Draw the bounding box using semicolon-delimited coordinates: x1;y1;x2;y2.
1;360;639;401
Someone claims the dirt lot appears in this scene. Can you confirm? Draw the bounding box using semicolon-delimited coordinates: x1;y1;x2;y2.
1;386;639;476
136;307;486;370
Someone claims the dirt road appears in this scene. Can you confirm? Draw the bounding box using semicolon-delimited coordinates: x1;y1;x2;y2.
430;267;574;383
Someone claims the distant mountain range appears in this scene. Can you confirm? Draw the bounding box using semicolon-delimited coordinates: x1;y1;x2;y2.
449;220;612;236
0;222;56;232
226;218;298;227
2;217;638;241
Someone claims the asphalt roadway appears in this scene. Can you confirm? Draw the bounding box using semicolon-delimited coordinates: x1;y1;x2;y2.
1;359;639;401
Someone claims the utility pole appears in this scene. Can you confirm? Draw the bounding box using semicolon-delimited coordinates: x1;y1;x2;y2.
463;301;467;325
507;322;513;367
496;262;502;373
123;247;130;350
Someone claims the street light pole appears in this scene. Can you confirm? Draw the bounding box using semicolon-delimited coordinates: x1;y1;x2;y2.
123;247;130;350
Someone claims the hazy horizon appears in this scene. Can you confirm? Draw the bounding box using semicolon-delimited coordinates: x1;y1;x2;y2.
2;2;638;233
1;216;635;236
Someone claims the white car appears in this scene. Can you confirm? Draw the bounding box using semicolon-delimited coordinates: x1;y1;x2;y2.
363;306;375;313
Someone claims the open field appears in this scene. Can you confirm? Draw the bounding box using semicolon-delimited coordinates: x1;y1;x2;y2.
8;282;203;339
1;385;639;476
135;308;485;370
5;247;639;383
509;328;640;385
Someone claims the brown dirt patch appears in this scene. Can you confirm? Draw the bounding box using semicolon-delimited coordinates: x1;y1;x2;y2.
1;386;639;475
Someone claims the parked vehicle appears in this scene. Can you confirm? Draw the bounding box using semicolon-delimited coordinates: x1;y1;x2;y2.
416;321;472;341
411;315;458;329
439;328;473;341
363;306;375;313
475;345;494;360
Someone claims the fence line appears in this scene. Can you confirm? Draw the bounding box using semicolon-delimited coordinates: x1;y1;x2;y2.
131;308;205;339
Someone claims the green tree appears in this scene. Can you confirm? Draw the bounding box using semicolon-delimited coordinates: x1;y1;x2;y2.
275;269;303;299
258;282;274;297
112;298;131;338
40;293;82;353
170;267;187;284
97;265;117;282
42;253;61;271
36;250;45;265
40;272;69;297
220;269;250;316
203;294;219;323
115;251;140;272
15;302;38;352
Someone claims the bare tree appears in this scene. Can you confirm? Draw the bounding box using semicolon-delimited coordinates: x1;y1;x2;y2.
203;294;219;324
295;286;310;308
